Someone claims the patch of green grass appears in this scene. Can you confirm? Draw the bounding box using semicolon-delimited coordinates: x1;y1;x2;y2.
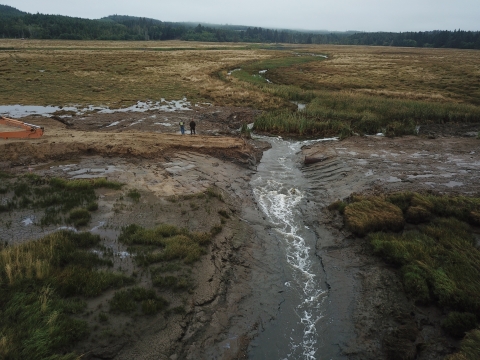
150;263;182;274
109;287;168;315
119;224;213;265
0;231;132;359
86;202;99;211
253;89;480;137
205;187;224;202
369;217;480;317
387;192;480;226
152;274;192;291
127;189;141;202
339;192;480;345
67;208;91;227
344;197;404;236
0;175;122;226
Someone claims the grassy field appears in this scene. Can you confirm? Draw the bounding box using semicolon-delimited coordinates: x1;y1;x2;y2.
1;40;479;136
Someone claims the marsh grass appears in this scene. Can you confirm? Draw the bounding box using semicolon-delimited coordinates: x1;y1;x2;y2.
0;231;133;359
337;192;480;347
0;174;122;227
119;224;214;265
67;208;91;227
127;189;141;202
254;90;480;137
344;197;404;236
109;287;168;315
446;330;480;360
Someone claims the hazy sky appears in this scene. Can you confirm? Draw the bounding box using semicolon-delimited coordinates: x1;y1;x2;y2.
3;0;479;32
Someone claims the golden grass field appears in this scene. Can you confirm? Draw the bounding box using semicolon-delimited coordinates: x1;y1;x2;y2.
1;40;479;109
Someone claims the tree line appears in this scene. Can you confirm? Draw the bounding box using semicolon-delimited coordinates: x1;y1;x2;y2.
1;5;479;49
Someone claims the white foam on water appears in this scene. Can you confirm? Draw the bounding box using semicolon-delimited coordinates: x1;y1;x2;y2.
22;216;35;226
251;136;337;359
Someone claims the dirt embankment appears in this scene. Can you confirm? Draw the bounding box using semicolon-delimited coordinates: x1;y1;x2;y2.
301;135;480;359
0;117;264;169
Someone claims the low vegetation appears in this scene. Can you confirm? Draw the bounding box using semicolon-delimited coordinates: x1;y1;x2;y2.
109;287;168;315
119;223;217;265
332;192;480;352
0;174;122;227
0;231;133;359
446;330;480;360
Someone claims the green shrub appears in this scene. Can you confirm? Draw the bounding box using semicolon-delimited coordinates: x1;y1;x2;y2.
442;312;478;338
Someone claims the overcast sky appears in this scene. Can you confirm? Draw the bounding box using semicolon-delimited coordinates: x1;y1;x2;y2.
3;0;479;32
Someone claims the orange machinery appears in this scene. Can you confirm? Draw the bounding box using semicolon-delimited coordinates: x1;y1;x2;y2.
0;116;44;139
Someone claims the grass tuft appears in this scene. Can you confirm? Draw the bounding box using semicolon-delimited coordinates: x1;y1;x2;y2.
442;312;478;338
67;208;91;227
109;287;168;315
127;189;141;202
119;224;213;265
344;197;404;236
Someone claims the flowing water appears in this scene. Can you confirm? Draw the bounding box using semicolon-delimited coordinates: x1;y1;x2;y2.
248;136;337;359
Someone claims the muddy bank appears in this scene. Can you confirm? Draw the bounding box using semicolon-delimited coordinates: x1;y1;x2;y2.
300;135;480;359
0;117;267;169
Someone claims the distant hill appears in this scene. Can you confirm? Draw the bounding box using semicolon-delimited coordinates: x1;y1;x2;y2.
0;4;478;49
0;4;26;17
102;15;163;25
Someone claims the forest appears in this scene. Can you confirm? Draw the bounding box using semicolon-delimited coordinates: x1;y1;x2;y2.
1;4;479;49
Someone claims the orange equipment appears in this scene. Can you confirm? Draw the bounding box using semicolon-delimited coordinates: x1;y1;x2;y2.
0;116;44;139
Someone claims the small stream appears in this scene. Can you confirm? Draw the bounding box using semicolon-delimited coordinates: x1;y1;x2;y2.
248;136;337;359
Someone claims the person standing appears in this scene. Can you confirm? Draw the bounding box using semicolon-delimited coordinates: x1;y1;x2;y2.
189;118;196;135
179;120;185;135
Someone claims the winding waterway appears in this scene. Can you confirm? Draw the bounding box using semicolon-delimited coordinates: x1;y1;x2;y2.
248;136;338;359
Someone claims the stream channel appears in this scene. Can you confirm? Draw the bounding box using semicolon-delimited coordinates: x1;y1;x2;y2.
247;136;342;360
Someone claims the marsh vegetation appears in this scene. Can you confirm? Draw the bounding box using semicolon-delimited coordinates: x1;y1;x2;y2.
331;192;480;357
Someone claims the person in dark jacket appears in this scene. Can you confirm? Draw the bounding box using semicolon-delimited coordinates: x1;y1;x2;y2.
189;119;196;135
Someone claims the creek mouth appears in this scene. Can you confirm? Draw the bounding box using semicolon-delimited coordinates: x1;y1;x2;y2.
246;136;342;359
